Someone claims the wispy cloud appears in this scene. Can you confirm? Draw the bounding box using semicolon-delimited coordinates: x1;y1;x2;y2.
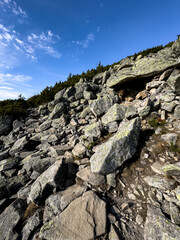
75;33;95;48
27;31;62;58
0;73;35;100
0;0;28;22
0;24;61;62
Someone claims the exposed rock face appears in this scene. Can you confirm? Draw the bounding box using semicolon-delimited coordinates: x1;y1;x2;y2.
90;117;141;174
107;45;180;88
40;191;106;240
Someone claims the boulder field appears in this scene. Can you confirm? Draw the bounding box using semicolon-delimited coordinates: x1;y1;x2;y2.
0;38;180;240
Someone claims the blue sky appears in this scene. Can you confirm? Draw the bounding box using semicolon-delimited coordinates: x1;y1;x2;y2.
0;0;180;100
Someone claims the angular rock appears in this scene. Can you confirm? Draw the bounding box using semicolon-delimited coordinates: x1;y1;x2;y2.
102;103;126;125
106;121;119;133
89;95;117;117
54;88;66;100
170;202;180;225
162;162;180;178
144;204;180;240
63;86;76;98
83;90;96;100
144;176;176;191
161;101;177;112
49;102;65;119
22;209;42;240
0;157;20;172
0;115;13;136
161;133;178;145
9;136;28;157
138;105;151;117
90;118;141;174
0;199;27;240
44;184;87;222
76;166;105;186
174;105;180;119
167;69;180;95
84;121;103;138
39;120;52;131
27;160;66;205
72;143;86;158
0;148;9;161
125;105;138;118
40;191;106;240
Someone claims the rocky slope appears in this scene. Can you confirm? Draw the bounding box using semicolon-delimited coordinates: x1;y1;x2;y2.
0;38;180;240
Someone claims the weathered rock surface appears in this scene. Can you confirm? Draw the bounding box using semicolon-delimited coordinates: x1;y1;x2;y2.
0;199;27;240
144;205;180;240
90;118;141;174
107;48;180;87
28;160;65;204
101;103;126;125
40;191;106;240
43;184;87;222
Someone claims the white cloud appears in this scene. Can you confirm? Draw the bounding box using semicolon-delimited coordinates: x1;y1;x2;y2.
96;26;101;32
0;24;61;62
75;33;95;48
27;31;62;58
0;0;28;20
0;73;34;100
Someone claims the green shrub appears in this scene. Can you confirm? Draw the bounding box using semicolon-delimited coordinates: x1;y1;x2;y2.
148;118;166;128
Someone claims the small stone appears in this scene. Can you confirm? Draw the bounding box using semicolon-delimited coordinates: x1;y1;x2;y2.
72;143;86;158
136;214;143;225
106;173;116;187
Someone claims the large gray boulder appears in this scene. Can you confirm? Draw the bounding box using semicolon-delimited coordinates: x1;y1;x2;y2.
40;191;106;240
0;115;13;135
0;199;27;240
49;102;65;119
144;204;180;240
90;117;141;174
27;160;66;205
89;95;117;117
9;136;28;157
167;69;180;95
107;47;180;87
84;121;103;138
43;184;87;222
101;103;126;125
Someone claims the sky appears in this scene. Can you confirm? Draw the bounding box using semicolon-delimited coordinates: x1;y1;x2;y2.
0;0;180;100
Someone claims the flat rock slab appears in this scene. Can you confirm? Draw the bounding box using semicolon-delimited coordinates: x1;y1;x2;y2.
144;204;180;240
44;184;87;222
90;118;141;174
107;54;180;87
144;175;176;191
40;191;107;240
27;160;65;205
